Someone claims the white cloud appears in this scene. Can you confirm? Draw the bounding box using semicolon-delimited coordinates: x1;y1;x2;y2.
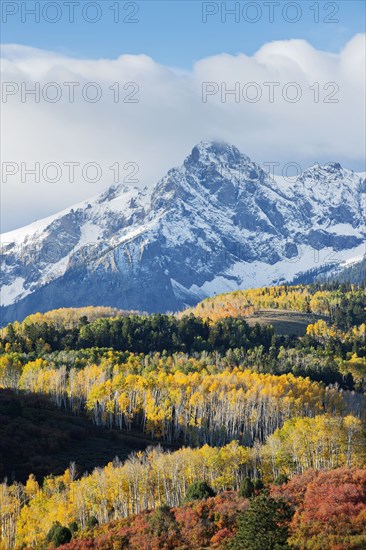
1;35;365;232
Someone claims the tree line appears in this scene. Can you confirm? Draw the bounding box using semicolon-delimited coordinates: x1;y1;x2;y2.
1;314;275;355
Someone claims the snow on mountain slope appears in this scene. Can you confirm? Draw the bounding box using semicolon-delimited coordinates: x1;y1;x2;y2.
1;142;365;323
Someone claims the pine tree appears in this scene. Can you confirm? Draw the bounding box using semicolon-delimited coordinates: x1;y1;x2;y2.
230;495;293;549
239;477;254;498
185;481;216;501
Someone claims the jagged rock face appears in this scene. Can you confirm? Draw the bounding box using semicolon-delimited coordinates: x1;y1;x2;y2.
1;142;365;323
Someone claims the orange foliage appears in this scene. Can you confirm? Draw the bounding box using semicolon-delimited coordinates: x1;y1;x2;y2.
273;468;366;549
61;492;248;550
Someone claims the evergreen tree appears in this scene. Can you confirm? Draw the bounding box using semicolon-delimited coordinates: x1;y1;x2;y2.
186;481;216;501
274;474;289;486
230;495;293;549
148;505;178;537
239;477;254;498
253;478;264;492
86;516;99;529
46;522;72;547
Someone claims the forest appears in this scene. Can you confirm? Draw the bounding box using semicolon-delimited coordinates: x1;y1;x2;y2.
183;283;366;329
59;466;366;550
1;313;275;355
0;284;365;549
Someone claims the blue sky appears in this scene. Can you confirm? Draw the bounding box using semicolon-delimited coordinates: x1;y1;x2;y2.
2;0;365;65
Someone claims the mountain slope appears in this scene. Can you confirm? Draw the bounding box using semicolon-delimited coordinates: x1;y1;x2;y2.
0;389;171;483
1;142;365;323
325;254;366;284
288;253;366;285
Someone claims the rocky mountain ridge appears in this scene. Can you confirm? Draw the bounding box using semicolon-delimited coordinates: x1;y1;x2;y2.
1;141;365;323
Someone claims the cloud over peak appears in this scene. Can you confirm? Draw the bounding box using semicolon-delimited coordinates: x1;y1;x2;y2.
1;35;365;232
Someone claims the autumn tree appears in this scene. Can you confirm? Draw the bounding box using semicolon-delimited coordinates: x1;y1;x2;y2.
287;468;366;549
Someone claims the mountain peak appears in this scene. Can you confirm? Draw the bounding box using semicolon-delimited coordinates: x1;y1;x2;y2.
324;161;342;170
184;141;249;168
296;162;352;187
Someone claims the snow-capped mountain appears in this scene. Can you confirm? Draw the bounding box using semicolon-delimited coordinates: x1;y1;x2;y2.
1;142;365;323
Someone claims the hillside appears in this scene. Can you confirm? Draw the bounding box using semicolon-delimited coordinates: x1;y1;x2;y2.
3;444;366;549
181;284;365;328
0;389;173;484
20;306;141;329
289;254;366;285
239;308;328;336
49;469;366;550
325;255;366;284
